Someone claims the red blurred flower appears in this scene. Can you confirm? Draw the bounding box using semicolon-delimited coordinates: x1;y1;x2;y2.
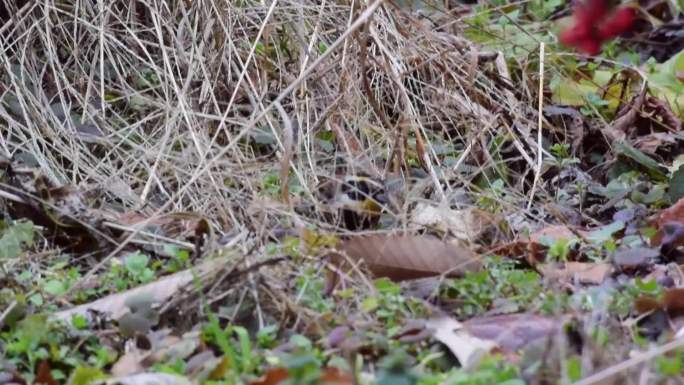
560;0;636;55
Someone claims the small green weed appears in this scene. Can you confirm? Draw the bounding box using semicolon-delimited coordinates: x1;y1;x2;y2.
295;266;335;313
609;278;661;318
549;143;580;168
0;219;34;260
446;257;544;317
1;315;114;383
362;278;427;333
103;251;156;292
476;179;507;213
419;354;523;385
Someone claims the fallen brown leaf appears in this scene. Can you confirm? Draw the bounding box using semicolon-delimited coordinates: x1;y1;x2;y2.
613;247;660;272
539;262;612;285
111;348;147;377
35;360;57;385
332;234;481;281
426;317;496;368
319;367;354;385
490;224;587;264
605;86;646;142
543;106;585;154
410;204;497;243
635;288;684;315
53;257;228;321
247;367;353;385
661;222;684;257
651;197;684;247
248;368;289;385
103;373;191;385
463;313;563;352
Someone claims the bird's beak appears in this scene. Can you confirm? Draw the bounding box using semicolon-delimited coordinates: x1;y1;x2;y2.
374;193;389;204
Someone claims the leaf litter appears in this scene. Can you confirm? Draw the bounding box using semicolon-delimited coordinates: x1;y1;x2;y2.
1;0;684;384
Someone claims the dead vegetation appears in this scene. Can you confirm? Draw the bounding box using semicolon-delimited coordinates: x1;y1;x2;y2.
2;0;684;384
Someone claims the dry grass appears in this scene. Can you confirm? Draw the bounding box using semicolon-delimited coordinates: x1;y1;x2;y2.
0;0;548;247
3;2;682;384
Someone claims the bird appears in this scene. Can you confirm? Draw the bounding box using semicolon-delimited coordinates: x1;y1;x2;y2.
317;173;388;231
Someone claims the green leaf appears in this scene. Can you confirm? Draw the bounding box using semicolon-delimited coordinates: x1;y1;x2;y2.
289;334;312;350
566;356;582;382
614;141;668;181
586;221;625;243
645;49;684;114
124;252;149;275
362;296;379;312
375;278;401;295
669;165;684;201
44;280;67;296
67;366;107;385
0;220;34;259
550;77;598;106
71;314;89;330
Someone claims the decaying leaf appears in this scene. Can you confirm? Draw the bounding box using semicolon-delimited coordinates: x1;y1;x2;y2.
493;224;587;264
111;348;146;377
539;262;612;285
426;317;497;369
614;141;668;181
248;368;289;385
606;86;646;142
103;373;192;385
247;367;353;385
35;360;57;385
613;247;660;272
651;197;684;247
529;225;586;244
319;367;354;385
661;222;684;256
669;164;684;202
410;204;496;243
635;288;684;315
463;313;564;353
1;168;112;254
543;106;585;154
54;257;228;321
331;234;481;281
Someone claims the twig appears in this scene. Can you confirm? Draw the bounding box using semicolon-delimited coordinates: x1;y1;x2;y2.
62;0;388;298
527;42;544;210
572;337;684;385
274;101;294;206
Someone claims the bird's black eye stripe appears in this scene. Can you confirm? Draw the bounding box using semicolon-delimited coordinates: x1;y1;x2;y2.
341;179;368;201
341;178;384;202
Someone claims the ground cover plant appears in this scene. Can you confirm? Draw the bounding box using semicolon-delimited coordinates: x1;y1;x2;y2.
1;0;684;384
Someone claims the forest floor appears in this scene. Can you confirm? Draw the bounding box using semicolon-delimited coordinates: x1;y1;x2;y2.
1;0;684;384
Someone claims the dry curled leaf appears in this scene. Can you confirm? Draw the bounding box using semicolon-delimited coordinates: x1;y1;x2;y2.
606;86;646;142
651;197;684;247
248;368;289;385
539;262;612;285
247;367;352;385
54;257;228;321
492;224;588;264
104;373;192;385
331;234;481;281
463;313;564;353
2;169;111;254
543;106;585;154
426;317;496;369
410;204;496;243
635;288;684;315
613;247;660;272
